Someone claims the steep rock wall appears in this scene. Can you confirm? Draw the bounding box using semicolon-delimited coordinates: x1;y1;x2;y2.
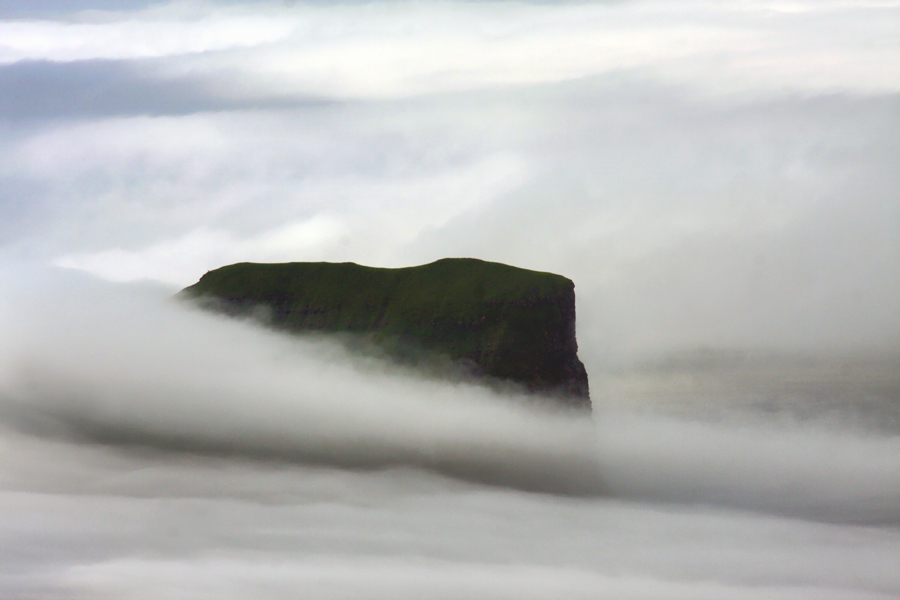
180;258;590;409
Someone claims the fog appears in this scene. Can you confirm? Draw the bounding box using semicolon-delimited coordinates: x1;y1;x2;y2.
1;264;898;598
1;0;899;598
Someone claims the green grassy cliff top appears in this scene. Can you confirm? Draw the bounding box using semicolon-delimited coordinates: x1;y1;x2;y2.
182;258;573;309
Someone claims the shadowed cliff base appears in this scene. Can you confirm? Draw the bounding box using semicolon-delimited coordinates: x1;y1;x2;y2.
180;258;590;410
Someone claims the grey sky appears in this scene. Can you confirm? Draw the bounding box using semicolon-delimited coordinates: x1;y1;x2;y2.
0;0;897;363
0;58;330;119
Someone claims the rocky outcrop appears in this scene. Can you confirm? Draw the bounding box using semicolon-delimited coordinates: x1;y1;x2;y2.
180;258;590;410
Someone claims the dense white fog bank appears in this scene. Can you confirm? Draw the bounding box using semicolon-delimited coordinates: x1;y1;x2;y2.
4;483;898;600
1;270;898;598
4;471;898;599
2;268;898;516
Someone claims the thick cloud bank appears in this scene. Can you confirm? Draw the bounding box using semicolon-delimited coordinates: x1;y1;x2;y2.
1;268;897;519
0;268;898;598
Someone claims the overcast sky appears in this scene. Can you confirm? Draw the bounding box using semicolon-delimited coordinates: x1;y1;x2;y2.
0;0;897;364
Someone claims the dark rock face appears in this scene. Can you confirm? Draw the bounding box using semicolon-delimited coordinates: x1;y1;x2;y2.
180;258;590;410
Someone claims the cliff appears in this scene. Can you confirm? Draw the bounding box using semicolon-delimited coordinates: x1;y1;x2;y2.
180;258;590;409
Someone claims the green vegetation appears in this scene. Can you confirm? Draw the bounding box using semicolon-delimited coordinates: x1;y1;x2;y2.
181;258;590;408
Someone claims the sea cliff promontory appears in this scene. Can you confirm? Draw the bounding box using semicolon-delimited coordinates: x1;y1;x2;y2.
180;258;590;409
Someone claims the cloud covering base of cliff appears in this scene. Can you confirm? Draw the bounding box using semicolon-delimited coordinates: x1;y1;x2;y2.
2;266;898;525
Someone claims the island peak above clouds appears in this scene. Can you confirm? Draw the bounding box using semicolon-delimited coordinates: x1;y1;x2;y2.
180;258;590;410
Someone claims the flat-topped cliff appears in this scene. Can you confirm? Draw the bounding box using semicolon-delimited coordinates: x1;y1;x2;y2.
180;258;590;409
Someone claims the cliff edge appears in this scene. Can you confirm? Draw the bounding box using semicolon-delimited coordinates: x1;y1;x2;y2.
180;258;590;409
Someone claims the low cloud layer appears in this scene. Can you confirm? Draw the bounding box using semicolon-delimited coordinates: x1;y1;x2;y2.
0;268;898;598
2;266;898;522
